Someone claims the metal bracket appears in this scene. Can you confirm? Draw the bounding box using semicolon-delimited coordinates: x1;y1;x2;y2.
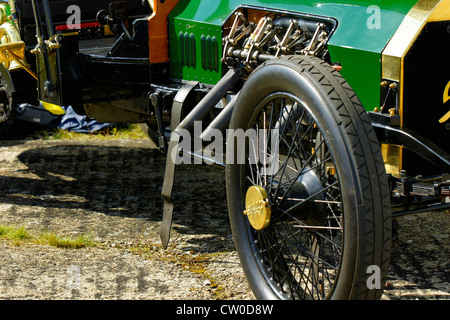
159;68;243;249
160;81;199;249
372;122;450;172
149;91;167;152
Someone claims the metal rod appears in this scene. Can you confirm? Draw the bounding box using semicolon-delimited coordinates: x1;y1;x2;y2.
392;203;450;218
372;123;450;172
4;49;38;80
199;92;240;140
231;49;275;62
41;0;55;38
30;0;44;42
175;67;242;133
181;149;226;167
30;0;55;97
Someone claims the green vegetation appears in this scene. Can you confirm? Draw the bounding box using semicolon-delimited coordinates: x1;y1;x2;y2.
36;232;97;249
0;224;96;249
33;124;148;141
0;225;31;241
0;225;230;297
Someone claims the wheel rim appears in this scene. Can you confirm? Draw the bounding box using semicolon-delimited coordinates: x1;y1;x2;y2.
241;92;344;300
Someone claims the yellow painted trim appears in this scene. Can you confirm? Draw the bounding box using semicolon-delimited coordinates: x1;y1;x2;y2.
444;81;450;104
382;0;442;82
41;101;66;116
381;144;402;177
441;81;450;123
380;0;450;175
58;32;79;37
104;25;113;37
428;0;450;21
0;41;24;63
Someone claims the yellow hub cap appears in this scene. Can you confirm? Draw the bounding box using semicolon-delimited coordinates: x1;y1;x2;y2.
244;185;271;230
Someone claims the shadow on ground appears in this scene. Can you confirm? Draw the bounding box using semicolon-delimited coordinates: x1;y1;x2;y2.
0;141;232;253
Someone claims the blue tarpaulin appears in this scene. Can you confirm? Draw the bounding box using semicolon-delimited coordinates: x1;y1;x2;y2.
58;106;115;133
16;104;115;133
16;104;61;127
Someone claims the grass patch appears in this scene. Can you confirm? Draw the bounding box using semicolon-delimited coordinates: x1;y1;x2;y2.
34;124;148;141
0;225;32;242
0;224;96;249
37;231;97;249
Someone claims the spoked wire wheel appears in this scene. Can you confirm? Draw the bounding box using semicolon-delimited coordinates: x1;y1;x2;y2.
226;56;391;300
246;93;344;300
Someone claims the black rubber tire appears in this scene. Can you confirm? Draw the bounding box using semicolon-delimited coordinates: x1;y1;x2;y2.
226;56;391;300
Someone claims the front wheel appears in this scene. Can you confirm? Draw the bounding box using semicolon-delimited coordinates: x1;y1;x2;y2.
226;56;391;300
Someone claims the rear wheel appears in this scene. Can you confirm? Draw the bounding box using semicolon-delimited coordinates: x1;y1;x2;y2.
0;74;13;122
226;56;391;300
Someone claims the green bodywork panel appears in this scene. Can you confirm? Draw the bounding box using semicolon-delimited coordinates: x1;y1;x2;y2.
169;19;223;84
169;0;420;110
0;3;12;22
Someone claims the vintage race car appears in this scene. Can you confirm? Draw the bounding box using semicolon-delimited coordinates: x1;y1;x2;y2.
0;0;448;300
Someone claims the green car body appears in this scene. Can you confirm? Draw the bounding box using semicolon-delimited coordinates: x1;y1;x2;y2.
168;0;443;110
167;0;449;177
